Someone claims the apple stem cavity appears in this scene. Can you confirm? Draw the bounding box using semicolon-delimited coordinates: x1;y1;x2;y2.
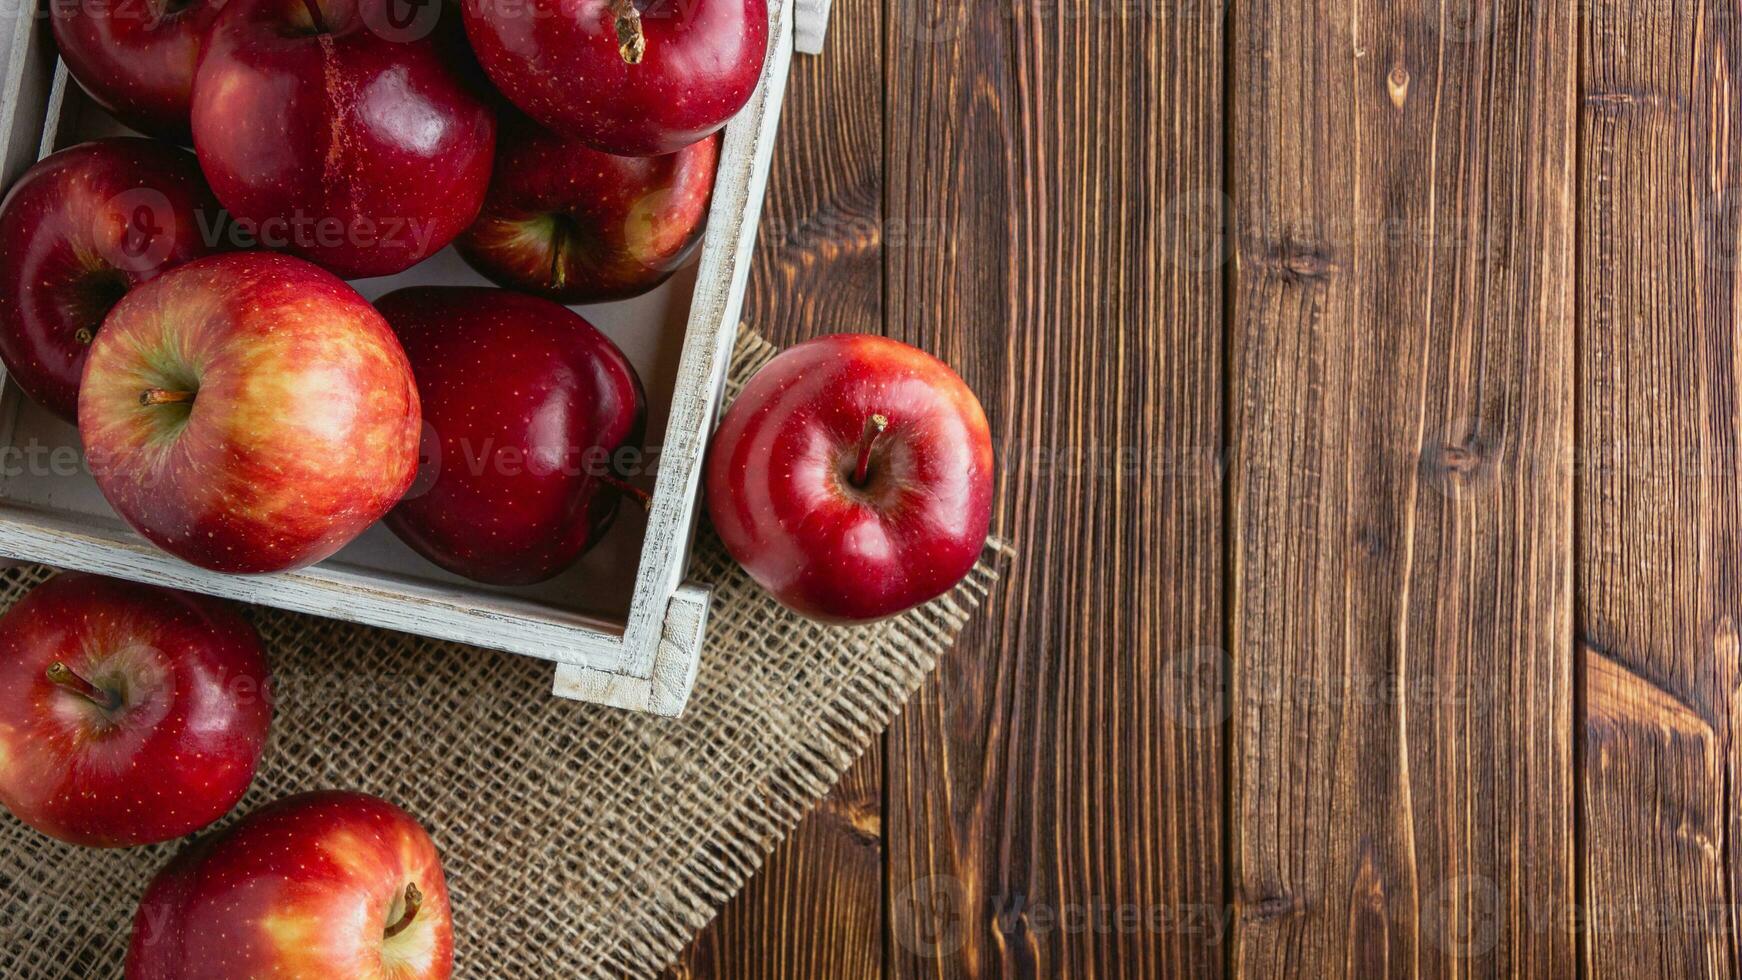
140;388;196;407
299;0;327;33
851;414;890;487
45;661;122;712
611;0;646;64
384;882;422;940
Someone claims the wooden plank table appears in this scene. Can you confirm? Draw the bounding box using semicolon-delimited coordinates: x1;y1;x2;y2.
669;0;1736;975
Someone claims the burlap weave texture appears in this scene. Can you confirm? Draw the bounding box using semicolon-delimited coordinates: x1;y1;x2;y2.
0;328;1006;977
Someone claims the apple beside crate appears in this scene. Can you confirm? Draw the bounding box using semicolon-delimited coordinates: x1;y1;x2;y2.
0;0;832;716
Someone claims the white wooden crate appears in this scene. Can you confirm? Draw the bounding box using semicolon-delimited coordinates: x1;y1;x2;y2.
0;0;825;716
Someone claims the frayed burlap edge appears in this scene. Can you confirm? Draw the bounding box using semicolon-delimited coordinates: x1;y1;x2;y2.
592;328;1011;975
0;326;1009;979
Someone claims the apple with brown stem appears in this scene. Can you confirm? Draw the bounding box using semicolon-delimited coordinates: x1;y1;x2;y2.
127;790;452;978
80;252;422;574
0;573;271;847
705;334;995;622
463;0;767;156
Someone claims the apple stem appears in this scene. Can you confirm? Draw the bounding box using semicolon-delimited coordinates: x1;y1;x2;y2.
384;882;422;940
140;388;195;407
549;232;569;292
611;0;646;64
600;474;653;510
299;0;326;32
45;662;121;712
851;414;890;487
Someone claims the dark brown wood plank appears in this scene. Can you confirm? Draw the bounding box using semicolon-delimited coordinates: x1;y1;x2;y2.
882;2;1226;976
1228;0;1576;975
664;0;887;975
670;756;885;979
1578;1;1742;976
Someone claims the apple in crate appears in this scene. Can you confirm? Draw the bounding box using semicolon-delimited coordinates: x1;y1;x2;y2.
463;0;767;155
457;115;719;303
377;287;645;585
0;573;270;847
705;335;995;622
80;252;422;574
192;0;496;278
127;790;452;979
50;0;225;139
0;139;223;422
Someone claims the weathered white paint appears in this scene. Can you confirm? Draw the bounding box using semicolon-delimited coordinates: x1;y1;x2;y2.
616;1;795;676
552;585;710;717
0;0;823;713
0;9;52;188
795;0;834;54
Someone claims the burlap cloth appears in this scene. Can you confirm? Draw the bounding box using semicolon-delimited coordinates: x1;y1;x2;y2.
0;328;1009;978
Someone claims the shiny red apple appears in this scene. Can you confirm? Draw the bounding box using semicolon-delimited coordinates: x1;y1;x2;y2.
705;334;995;622
462;0;767;155
0;573;271;847
377;286;645;585
50;0;225;139
457;115;718;303
0;139;223;422
80;252;422;574
127;790;453;979
192;0;496;278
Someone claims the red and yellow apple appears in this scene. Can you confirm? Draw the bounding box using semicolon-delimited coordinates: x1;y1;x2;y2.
0;573;271;847
705;334;995;622
127;790;452;979
80;251;422;574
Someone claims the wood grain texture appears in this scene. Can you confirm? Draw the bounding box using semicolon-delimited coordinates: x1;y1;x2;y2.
881;0;1226;976
665;0;889;973
670;757;886;979
1578;0;1742;975
1228;0;1576;975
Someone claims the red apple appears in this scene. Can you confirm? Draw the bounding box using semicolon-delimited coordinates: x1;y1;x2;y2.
0;138;223;422
80;251;422;574
377;286;645;585
0;573;270;847
50;0;225;139
126;790;453;979
705;334;994;622
457;116;718;303
462;0;767;156
192;0;496;278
